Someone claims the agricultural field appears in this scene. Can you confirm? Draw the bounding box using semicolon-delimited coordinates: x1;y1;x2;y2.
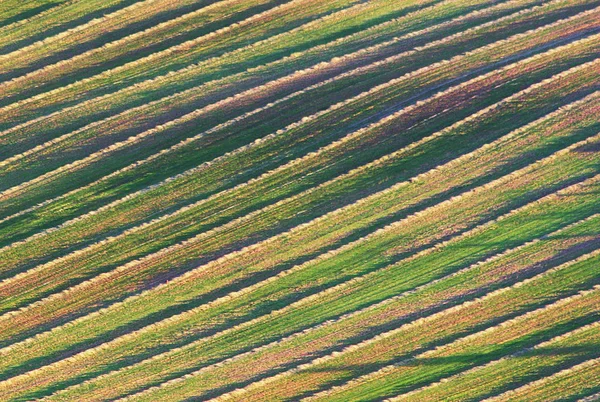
0;0;599;400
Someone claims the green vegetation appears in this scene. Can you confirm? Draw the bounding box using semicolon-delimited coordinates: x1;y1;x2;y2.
0;0;598;401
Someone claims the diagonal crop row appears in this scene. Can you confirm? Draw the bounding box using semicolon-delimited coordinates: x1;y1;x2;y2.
388;318;600;401
0;0;587;135
2;130;600;397
2;0;551;180
0;0;67;32
303;299;600;402
200;260;600;401
2;2;598;401
0;0;515;186
2;20;597;295
0;0;279;80
0;0;143;54
485;356;600;401
0;0;560;237
2;45;597;326
2;80;598;354
6;179;600;400
2;0;595;175
0;0;409;107
0;0;527;139
0;0;534;172
43;209;600;401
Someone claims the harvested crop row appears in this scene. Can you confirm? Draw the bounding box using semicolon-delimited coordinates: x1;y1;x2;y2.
0;0;589;133
0;0;552;174
2;78;598;354
486;357;600;401
2;21;597;291
0;0;527;138
0;0;534;176
0;0;140;54
0;0;399;106
0;0;67;31
1;1;596;401
44;210;600;401
2;130;599;395
388;322;600;402
0;0;275;79
223;266;600;401
2;0;591;171
0;0;563;235
2;46;597;327
5;183;600;400
0;0;514;186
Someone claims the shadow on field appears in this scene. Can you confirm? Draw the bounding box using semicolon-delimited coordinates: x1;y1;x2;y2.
0;0;437;108
176;319;600;401
10;245;600;401
3;112;600;398
0;3;59;30
0;0;144;55
0;0;273;82
574;140;600;153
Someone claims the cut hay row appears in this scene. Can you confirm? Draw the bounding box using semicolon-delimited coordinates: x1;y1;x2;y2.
2;0;520;187
202;262;600;401
304;292;600;402
0;0;141;54
1;0;437;85
388;318;600;401
485;357;600;401
0;0;528;140
1;1;597;401
0;0;564;234
0;0;513;183
44;211;600;401
580;393;600;402
2;80;597;354
4;0;597;172
2;47;596;327
0;0;67;30
0;0;548;177
174;309;600;402
1;23;596;291
2;0;558;178
0;0;267;76
0;0;586;134
0;0;406;107
2;134;599;399
7;192;600;400
0;0;531;167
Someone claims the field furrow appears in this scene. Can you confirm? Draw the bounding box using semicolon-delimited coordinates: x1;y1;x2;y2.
2;0;588;201
158;257;600;401
485;357;600;402
1;1;597;400
42;210;600;401
1;49;597;332
1;133;599;397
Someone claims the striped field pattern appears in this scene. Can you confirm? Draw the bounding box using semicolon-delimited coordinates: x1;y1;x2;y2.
0;0;599;400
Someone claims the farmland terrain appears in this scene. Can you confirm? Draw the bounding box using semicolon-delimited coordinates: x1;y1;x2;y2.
0;0;599;400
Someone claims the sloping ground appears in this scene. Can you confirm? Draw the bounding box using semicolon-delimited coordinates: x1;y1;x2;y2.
0;0;599;401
